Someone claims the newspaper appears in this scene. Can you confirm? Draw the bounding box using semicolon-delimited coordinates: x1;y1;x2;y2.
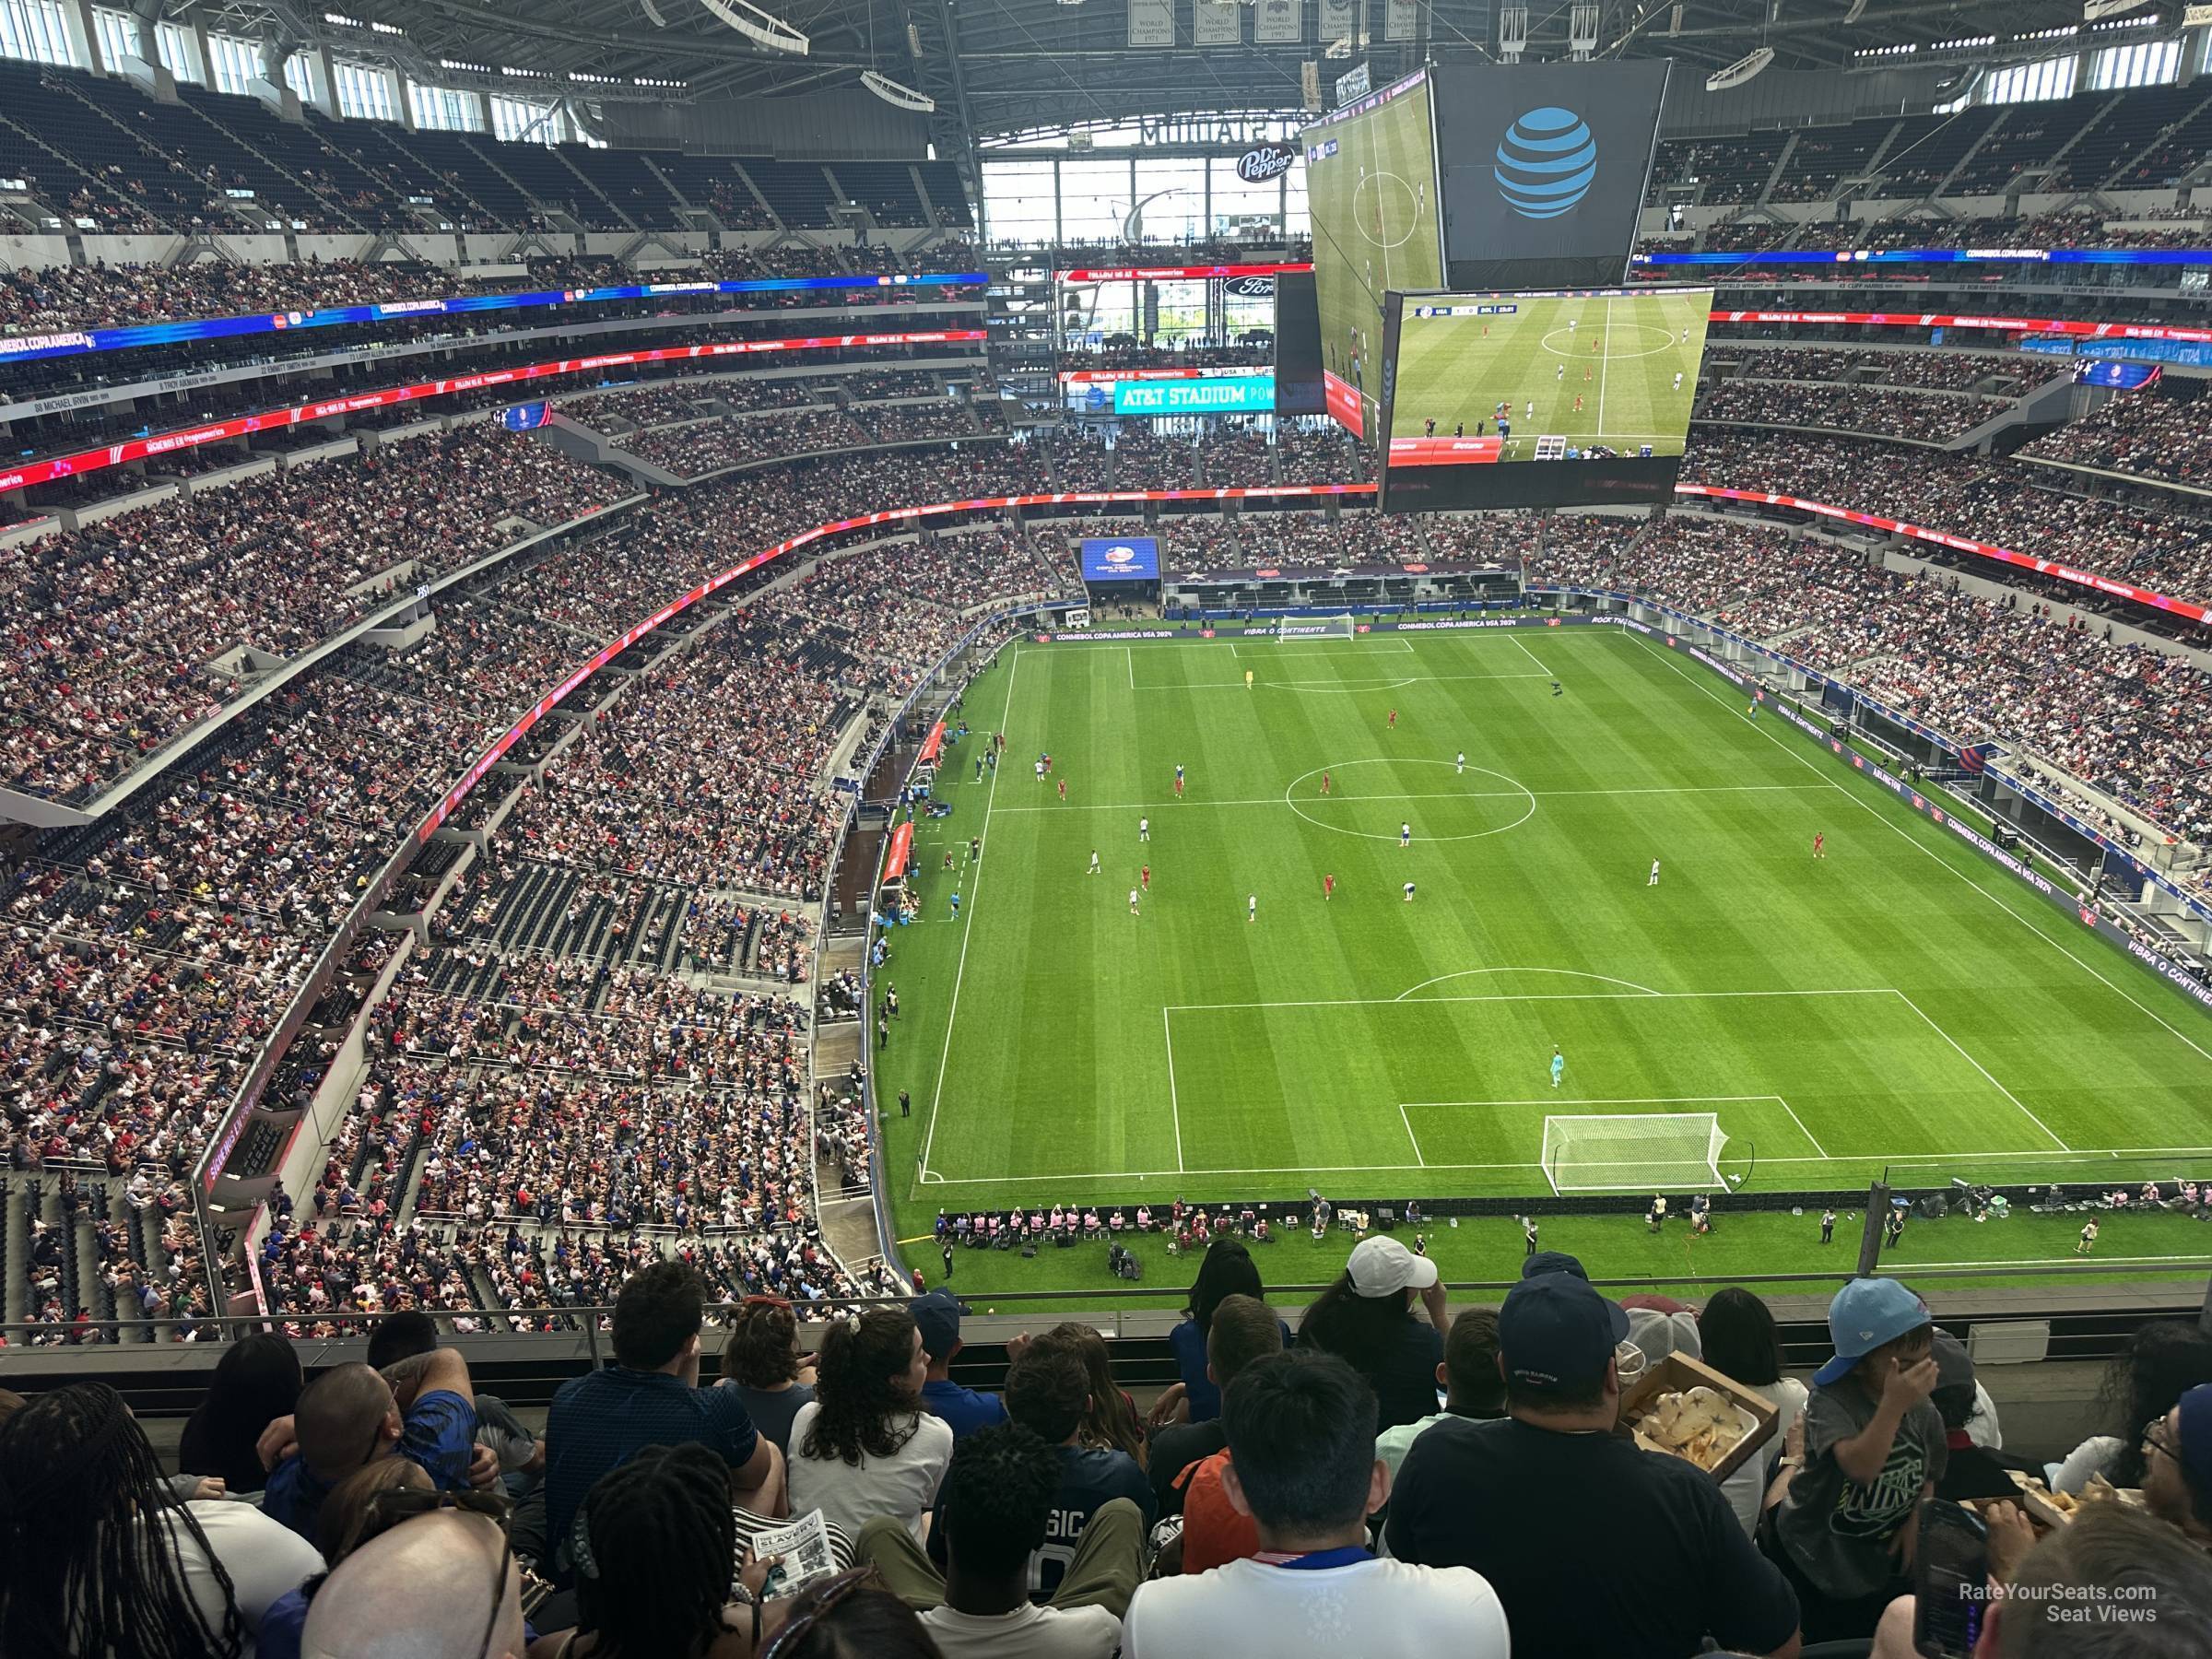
750;1510;841;1599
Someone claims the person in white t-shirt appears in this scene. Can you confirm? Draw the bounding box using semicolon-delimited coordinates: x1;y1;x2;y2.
901;1422;1132;1659
1122;1351;1509;1659
788;1303;954;1541
0;1381;326;1659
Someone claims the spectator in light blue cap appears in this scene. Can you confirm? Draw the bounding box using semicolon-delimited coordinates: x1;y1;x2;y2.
1766;1277;1947;1644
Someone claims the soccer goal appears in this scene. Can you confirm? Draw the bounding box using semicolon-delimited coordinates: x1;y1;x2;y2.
1273;613;1357;641
1541;1112;1730;1194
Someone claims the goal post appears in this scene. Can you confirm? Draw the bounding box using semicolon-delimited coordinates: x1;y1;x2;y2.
1541;1112;1730;1194
1271;613;1356;641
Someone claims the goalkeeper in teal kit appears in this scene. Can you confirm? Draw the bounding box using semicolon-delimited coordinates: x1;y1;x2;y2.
1550;1047;1566;1090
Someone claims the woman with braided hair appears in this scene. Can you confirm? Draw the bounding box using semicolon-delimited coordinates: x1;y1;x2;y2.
787;1304;950;1543
540;1441;782;1659
0;1381;324;1659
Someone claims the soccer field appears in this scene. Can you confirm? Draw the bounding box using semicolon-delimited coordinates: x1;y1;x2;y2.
1305;75;1445;435
1389;288;1712;460
875;628;2212;1254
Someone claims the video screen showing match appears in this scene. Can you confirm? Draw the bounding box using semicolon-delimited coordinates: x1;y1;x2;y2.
1378;284;1712;511
1301;70;1446;441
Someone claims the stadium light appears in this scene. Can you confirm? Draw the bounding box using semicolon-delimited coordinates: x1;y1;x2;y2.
862;68;935;111
1704;45;1775;89
696;0;808;53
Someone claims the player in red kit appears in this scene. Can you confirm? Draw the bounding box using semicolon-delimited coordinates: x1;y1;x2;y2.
1387;708;1398;730
1324;873;1335;901
1813;832;1826;860
1320;771;1332;795
1141;865;1151;892
1057;779;1066;803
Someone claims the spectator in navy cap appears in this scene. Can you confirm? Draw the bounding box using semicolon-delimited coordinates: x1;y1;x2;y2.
1521;1249;1589;1280
1389;1272;1799;1659
2144;1382;2212;1547
913;1289;1007;1440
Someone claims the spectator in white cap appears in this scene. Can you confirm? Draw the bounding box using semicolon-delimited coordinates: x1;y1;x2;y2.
1295;1235;1448;1431
1769;1277;1947;1642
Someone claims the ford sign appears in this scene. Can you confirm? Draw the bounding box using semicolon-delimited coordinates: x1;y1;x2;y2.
1224;275;1277;298
1236;143;1299;183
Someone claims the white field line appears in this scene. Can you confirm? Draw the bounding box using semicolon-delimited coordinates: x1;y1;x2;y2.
1890;988;2072;1153
912;649;1018;1193
1627;630;2212;1072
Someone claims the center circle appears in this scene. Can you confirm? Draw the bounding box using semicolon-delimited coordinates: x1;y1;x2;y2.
1540;320;1677;361
1352;170;1419;251
1283;758;1537;842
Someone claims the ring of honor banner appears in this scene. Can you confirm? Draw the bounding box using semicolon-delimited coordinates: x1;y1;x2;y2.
1384;0;1419;37
1255;0;1302;42
1193;0;1241;43
1431;60;1669;291
1130;0;1175;45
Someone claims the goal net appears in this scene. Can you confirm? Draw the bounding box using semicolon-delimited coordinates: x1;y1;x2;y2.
1541;1112;1729;1194
1273;614;1356;641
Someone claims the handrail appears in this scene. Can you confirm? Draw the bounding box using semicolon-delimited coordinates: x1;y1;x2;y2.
5;1255;2206;1343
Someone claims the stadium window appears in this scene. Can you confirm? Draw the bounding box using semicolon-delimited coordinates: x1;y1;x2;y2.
1059;158;1135;243
980;159;1059;244
1282;164;1310;241
334;59;397;121
409;81;484;132
206;32;264;95
1130;158;1206;243
91;6;135;65
155;18;195;79
490;93;558;144
283;52;312;100
0;0;83;66
2087;37;2180;88
1983;53;2078;103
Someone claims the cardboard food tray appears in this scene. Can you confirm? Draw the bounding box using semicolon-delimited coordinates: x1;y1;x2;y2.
1620;1352;1779;1484
2004;1470;2077;1528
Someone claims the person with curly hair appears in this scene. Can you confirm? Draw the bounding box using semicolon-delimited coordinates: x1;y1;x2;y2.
788;1304;951;1541
0;1381;324;1659
720;1298;818;1455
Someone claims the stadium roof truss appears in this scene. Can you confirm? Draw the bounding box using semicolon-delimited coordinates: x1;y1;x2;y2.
162;0;2132;141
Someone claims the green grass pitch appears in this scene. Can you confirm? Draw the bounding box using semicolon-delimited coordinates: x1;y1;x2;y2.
1303;78;1445;434
874;628;2212;1297
1389;288;1713;459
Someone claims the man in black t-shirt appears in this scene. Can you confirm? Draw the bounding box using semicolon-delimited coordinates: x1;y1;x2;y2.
1387;1272;1801;1659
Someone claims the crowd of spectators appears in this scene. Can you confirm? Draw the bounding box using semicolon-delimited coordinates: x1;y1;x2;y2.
1694;377;2003;441
2018;387;2212;492
0;425;620;802
626;410;870;477
1681;428;2212;602
1710;346;2037;393
11;1248;2212;1659
0;244;982;338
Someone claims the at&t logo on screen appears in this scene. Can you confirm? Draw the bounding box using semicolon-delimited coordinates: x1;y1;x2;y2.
1494;107;1597;219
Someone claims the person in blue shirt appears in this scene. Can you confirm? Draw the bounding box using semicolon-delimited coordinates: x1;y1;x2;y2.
1550;1046;1566;1090
260;1346;482;1543
914;1289;1008;1440
1158;1238;1292;1426
543;1261;781;1581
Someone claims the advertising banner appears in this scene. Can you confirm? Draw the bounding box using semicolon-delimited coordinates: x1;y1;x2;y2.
1430;61;1669;290
1112;375;1277;414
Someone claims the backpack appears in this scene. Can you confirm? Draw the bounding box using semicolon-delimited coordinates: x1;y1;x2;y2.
1171;1449;1261;1574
